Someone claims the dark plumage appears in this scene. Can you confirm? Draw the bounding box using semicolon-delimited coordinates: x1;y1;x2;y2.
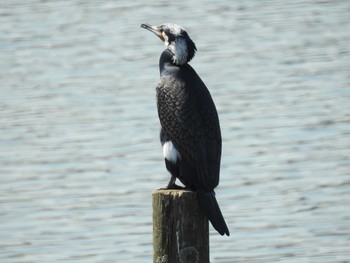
141;23;229;236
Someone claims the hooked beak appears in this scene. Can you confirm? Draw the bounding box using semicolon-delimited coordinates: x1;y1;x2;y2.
140;23;165;42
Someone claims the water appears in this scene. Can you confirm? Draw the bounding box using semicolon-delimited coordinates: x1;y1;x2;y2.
1;1;350;262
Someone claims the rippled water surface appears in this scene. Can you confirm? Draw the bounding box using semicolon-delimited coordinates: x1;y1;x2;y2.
1;1;350;262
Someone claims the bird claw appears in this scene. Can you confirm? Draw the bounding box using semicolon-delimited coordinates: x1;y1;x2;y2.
158;183;185;190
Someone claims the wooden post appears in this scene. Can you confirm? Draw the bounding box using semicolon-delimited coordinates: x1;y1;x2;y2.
152;189;209;263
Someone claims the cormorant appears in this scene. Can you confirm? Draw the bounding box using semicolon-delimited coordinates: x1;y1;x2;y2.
141;23;229;236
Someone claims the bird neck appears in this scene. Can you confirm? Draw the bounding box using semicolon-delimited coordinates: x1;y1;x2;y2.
159;49;182;75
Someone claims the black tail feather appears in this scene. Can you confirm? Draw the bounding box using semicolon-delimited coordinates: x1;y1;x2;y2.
197;190;230;236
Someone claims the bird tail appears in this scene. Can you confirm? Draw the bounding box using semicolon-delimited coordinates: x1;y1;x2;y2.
197;190;230;236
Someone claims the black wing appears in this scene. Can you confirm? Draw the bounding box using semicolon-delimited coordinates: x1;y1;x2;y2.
156;69;221;191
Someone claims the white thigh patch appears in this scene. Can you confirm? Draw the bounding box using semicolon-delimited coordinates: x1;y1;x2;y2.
162;141;181;164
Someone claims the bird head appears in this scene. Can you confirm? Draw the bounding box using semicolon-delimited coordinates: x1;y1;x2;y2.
141;23;197;66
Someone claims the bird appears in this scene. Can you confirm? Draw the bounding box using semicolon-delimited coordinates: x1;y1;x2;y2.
141;23;229;236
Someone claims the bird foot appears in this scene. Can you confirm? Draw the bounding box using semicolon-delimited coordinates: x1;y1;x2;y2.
158;183;185;190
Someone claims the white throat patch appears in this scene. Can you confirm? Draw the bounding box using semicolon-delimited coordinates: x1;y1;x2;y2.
168;38;188;65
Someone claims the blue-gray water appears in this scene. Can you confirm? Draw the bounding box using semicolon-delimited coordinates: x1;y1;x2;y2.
1;1;350;262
